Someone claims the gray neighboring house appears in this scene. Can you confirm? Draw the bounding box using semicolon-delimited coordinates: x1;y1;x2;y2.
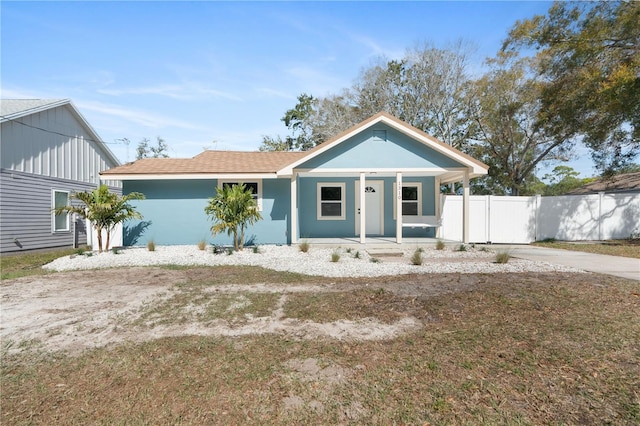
1;99;121;253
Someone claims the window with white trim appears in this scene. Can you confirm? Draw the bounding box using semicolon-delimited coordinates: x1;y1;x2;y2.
317;183;345;220
393;182;422;218
52;190;70;232
218;180;262;211
402;185;420;215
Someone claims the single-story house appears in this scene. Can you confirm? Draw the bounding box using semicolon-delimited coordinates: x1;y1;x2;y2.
0;99;121;253
565;171;640;195
101;112;488;246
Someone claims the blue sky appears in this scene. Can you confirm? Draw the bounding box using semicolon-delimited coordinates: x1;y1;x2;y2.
1;1;597;177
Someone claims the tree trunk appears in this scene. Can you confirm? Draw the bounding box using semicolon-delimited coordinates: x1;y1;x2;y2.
96;225;103;253
105;229;111;252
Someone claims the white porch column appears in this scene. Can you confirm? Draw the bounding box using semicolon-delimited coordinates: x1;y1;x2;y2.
396;172;403;244
435;177;441;239
359;172;366;244
462;171;470;244
290;172;298;244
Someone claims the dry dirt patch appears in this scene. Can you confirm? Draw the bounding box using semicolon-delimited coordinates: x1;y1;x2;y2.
2;267;426;355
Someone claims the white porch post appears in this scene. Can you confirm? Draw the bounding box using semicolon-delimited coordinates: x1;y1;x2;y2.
435;177;441;239
290;172;298;244
396;172;403;244
359;172;366;244
462;171;470;244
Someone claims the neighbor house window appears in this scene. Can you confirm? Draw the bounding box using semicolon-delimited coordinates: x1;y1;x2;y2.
52;190;70;232
317;183;345;220
393;182;422;218
219;180;262;211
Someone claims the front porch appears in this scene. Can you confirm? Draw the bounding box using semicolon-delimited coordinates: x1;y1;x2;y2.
299;236;462;250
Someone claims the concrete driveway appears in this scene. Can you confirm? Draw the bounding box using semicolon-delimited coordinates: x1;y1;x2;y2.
503;245;640;281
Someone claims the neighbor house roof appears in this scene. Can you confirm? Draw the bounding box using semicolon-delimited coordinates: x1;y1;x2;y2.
1;98;121;166
101;112;489;182
565;171;640;194
0;99;68;119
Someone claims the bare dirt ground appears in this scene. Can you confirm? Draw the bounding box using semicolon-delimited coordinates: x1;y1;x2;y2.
0;266;547;356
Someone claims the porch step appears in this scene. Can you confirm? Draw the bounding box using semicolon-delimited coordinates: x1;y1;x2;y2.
366;248;405;257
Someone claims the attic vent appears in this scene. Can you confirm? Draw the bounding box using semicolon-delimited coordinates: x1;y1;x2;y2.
365;186;376;193
372;130;387;141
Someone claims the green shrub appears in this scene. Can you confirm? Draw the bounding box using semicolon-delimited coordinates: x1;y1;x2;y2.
111;247;120;255
370;257;381;263
147;240;156;252
331;250;340;263
353;250;361;259
410;248;423;265
457;244;467;252
299;241;310;253
197;240;206;250
435;240;445;250
252;245;260;254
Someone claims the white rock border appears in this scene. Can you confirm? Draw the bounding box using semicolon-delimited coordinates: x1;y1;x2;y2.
43;245;583;277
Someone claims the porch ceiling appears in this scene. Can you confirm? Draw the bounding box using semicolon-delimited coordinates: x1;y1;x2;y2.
294;168;477;183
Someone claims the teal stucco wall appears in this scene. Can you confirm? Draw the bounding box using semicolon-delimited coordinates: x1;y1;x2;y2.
298;123;461;170
123;178;290;246
297;176;437;238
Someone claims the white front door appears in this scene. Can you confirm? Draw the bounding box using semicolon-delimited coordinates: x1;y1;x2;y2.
355;181;384;236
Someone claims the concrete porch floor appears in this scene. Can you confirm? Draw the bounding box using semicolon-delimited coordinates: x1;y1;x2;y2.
299;237;461;251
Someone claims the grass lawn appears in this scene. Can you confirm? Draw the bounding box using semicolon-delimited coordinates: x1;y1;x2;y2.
0;247;90;280
2;259;639;424
534;239;640;259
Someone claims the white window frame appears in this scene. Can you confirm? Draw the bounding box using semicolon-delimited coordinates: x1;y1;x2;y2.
52;189;70;233
218;180;263;211
317;182;346;220
393;182;422;219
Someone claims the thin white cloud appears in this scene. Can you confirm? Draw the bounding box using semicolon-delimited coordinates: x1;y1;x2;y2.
77;100;205;131
255;88;296;100
98;82;243;102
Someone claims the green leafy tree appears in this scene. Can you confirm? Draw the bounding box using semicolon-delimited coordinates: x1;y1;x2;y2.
53;185;145;252
467;53;573;196
136;136;169;159
204;183;262;251
542;165;595;195
504;1;640;174
259;94;319;151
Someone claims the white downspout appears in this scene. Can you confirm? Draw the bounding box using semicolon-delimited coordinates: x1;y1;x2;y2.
396;172;403;244
360;172;366;244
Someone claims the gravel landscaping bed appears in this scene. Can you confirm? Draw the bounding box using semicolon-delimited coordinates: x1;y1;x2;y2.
43;245;583;277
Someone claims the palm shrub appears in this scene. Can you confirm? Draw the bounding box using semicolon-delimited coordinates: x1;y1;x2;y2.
53;184;144;252
204;183;262;251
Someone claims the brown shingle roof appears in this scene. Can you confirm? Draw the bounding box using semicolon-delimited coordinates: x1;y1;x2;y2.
565;172;640;194
101;150;307;175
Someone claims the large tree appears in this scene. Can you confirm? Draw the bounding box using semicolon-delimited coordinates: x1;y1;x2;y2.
259;94;319;151
504;0;640;174
260;42;475;152
136;136;169;160
468;54;571;196
353;41;476;149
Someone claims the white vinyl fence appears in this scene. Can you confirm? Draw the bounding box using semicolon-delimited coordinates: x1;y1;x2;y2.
439;192;640;244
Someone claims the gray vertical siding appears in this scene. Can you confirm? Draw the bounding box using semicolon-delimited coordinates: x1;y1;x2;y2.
0;104;120;187
0;169;121;253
